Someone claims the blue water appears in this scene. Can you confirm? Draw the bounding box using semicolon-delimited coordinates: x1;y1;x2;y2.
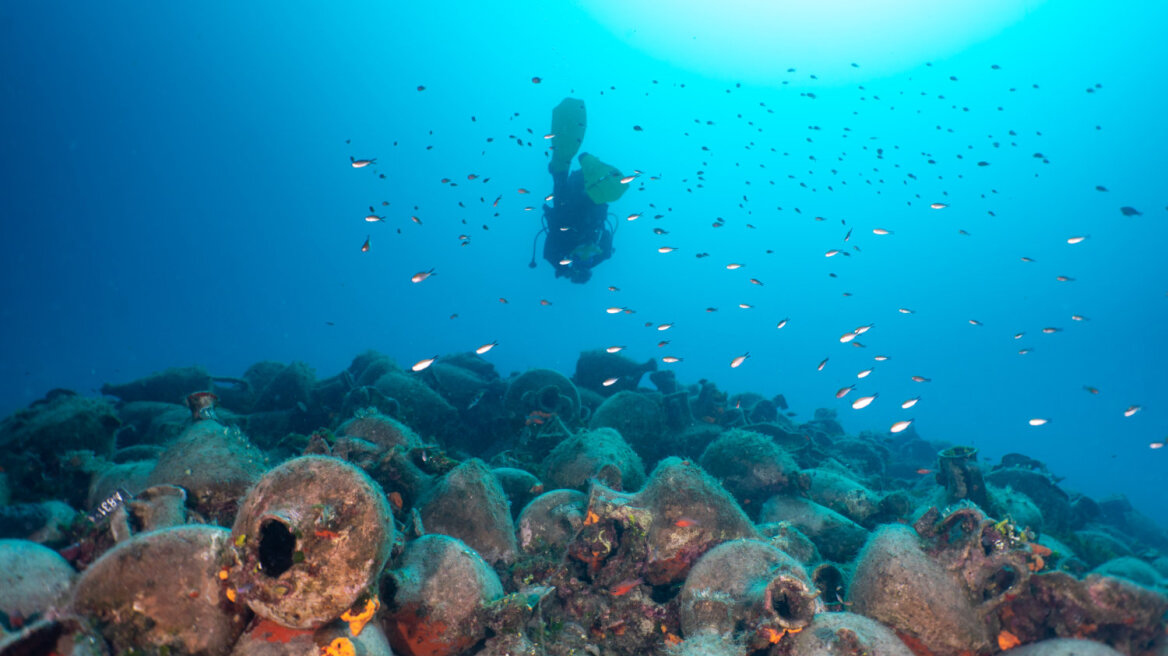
2;2;1165;527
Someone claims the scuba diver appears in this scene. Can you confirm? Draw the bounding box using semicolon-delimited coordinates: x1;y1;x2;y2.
529;98;629;284
540;153;614;283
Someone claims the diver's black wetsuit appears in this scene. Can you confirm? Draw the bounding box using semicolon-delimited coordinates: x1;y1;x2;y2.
541;164;612;283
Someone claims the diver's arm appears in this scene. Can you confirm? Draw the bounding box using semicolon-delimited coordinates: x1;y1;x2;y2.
596;225;615;265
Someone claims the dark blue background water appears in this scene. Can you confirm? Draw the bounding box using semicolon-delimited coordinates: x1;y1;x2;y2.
2;2;1165;526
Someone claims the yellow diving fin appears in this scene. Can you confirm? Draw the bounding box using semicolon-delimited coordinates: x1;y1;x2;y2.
550;98;586;173
579;153;628;205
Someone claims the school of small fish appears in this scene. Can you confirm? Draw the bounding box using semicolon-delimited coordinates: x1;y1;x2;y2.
340;64;1160;455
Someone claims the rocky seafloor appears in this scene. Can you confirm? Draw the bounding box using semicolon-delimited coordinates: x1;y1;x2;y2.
1;349;1166;656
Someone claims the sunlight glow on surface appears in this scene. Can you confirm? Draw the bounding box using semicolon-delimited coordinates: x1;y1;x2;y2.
580;0;1049;84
